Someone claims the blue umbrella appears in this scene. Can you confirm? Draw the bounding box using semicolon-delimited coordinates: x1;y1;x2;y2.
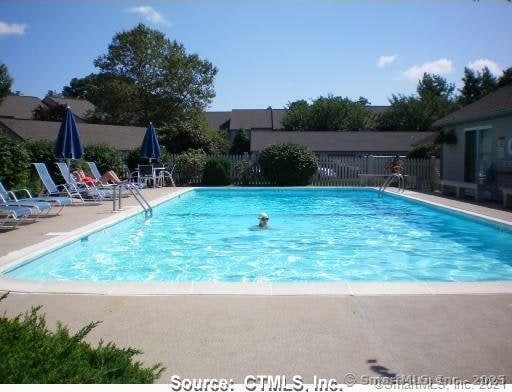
54;106;84;183
140;122;161;163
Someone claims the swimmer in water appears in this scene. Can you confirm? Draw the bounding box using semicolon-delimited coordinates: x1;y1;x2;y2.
258;212;269;228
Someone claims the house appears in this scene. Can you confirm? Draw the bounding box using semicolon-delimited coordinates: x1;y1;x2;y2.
42;95;97;122
205;106;390;140
0;118;146;152
250;130;436;156
0;94;45;120
433;84;512;201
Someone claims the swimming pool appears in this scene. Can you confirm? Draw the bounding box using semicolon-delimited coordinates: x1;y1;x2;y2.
5;188;512;282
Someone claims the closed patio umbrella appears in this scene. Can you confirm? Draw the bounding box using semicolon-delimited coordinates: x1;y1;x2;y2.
140;122;161;163
54;106;84;184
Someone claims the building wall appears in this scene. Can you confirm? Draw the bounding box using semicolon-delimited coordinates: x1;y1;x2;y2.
441;115;512;187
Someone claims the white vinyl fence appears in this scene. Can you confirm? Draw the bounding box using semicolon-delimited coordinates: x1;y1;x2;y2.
171;154;440;190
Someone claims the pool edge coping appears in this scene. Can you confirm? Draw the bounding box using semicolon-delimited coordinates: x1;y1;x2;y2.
0;187;511;297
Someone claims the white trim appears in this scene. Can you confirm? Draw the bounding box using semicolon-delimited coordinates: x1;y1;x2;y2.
463;125;492;132
507;137;512;155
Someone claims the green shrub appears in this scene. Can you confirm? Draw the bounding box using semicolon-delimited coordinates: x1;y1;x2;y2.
229;129;250;154
24;139;59;191
84;144;124;174
175;149;207;184
125;149;141;171
407;143;440;158
259;143;318;185
202;157;231;185
434;129;457;145
0;134;30;189
233;159;255;185
0;293;164;383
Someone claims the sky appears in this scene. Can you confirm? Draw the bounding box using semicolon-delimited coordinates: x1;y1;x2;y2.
1;0;511;111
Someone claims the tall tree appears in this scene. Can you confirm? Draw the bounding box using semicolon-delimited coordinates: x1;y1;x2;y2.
282;100;310;131
62;24;217;130
282;95;375;131
480;67;498;95
458;66;498;106
417;73;455;101
377;73;458;131
0;62;13;104
497;66;512;87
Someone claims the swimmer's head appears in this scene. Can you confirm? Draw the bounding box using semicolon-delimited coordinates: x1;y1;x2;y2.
258;212;269;227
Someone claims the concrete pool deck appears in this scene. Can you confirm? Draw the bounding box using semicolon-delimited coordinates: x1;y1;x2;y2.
0;187;511;382
0;187;512;296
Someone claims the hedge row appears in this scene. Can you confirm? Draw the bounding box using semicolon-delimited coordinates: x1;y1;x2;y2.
0;133;319;190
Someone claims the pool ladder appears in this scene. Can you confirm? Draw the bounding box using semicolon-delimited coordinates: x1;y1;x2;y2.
112;183;153;218
378;173;405;197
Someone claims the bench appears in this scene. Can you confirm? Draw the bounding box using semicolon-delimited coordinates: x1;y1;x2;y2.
440;180;484;201
500;187;512;208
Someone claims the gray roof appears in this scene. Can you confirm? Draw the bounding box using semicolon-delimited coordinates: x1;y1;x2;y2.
207;106;389;132
250;131;436;153
367;106;389;116
229;109;287;130
204;111;231;130
0;95;45;120
433;85;512;127
0;118;146;151
43;96;97;120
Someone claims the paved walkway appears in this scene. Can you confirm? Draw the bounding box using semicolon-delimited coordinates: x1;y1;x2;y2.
1;188;511;383
1;292;511;383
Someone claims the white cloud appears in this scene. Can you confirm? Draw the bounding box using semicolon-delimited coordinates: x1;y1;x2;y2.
402;58;454;81
467;59;503;77
377;55;396;68
126;6;169;25
0;21;27;36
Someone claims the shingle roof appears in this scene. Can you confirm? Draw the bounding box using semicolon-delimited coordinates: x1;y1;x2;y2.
228;109;287;130
250;131;436;153
367;106;389;116
0;95;46;120
214;106;388;132
43;96;97;120
204;111;231;130
0;118;146;151
433;85;512;127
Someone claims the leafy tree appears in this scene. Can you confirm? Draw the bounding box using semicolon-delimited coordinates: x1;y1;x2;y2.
282;95;375;131
417;73;455;101
0;134;30;189
84;144;124;174
377;73;458;131
63;23;217;130
480;67;498;95
497;66;512;87
0;62;13;104
159;114;228;155
25;139;61;187
175;149;207;184
282;100;310;131
458;67;481;106
458;66;498;106
32;104;66;121
204;128;230;155
229;129;250;154
407;143;440;158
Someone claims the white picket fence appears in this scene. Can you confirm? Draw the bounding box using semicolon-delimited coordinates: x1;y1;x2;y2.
171;154;440;190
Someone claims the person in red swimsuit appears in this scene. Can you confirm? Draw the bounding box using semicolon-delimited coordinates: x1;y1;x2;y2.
73;169;124;186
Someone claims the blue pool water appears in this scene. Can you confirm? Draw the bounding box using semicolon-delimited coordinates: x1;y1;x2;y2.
6;188;512;282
